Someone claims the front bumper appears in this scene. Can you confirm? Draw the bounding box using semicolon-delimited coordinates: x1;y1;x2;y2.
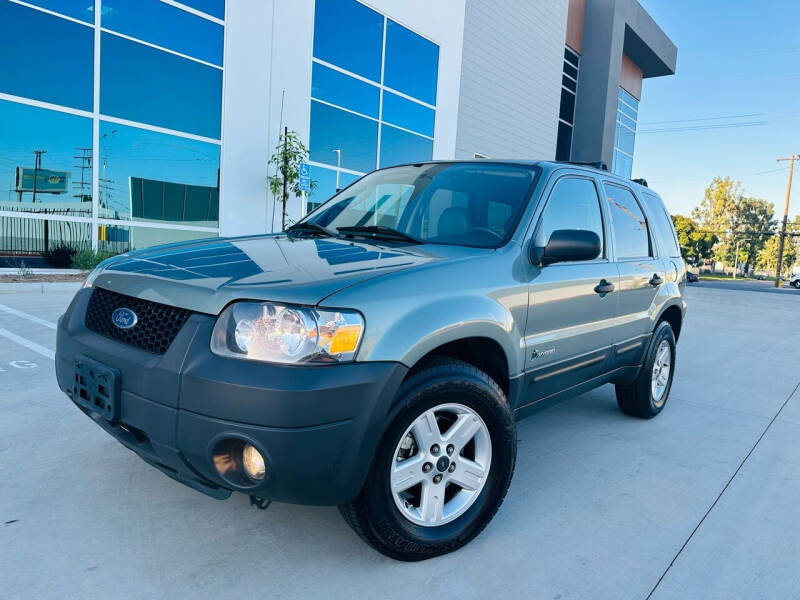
56;288;408;505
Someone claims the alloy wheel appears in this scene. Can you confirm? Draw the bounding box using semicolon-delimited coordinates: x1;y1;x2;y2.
390;403;492;527
651;339;671;407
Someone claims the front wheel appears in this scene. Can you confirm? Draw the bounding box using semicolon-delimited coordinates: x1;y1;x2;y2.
615;320;676;419
339;359;516;561
792;280;800;289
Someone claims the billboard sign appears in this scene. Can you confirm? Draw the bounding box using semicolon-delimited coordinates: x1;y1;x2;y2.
15;167;69;193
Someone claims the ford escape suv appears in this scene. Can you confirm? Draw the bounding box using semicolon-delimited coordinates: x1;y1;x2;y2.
56;161;686;561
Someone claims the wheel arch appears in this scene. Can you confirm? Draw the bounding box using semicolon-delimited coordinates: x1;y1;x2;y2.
656;303;683;341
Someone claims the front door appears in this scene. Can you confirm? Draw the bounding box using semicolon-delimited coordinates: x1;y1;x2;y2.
523;175;620;404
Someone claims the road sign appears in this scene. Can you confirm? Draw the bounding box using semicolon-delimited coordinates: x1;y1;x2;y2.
14;167;69;193
298;162;311;192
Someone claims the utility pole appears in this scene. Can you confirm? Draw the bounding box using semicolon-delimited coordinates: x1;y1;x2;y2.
73;147;92;205
775;155;799;287
32;149;46;204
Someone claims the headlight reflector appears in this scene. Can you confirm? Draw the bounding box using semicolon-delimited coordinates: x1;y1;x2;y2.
211;302;363;364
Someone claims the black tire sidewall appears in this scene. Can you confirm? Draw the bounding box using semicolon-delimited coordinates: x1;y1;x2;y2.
641;322;676;416
358;365;516;559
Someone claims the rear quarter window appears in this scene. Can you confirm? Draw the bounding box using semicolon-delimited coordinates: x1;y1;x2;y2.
641;193;681;258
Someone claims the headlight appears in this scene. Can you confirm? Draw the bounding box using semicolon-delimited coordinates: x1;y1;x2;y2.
210;302;364;364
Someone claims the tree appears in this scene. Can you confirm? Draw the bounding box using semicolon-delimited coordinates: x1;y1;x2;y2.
267;129;316;230
671;214;717;267
756;234;797;274
692;177;775;272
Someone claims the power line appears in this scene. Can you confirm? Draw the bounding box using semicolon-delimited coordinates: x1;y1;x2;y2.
638;112;765;127
638;121;768;134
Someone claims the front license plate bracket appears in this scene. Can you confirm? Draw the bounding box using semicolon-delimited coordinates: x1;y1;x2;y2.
73;356;120;422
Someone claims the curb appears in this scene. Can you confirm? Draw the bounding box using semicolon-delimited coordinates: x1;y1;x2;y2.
0;282;83;294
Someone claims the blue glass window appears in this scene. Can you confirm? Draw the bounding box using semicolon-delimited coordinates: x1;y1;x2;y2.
313;0;383;81
98;224;215;254
311;63;379;118
307;165;359;211
383;20;438;105
98;121;220;224
100;33;222;138
0;1;93;110
612;88;638;178
102;0;224;66
0;99;93;214
175;0;224;19
382;91;434;137
379;125;433;168
309;101;377;173
21;0;93;22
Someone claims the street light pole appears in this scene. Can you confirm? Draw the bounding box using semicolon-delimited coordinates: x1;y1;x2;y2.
775;154;798;287
333;149;341;192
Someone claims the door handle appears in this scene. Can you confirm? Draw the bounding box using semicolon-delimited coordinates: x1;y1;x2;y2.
594;279;615;295
649;273;664;286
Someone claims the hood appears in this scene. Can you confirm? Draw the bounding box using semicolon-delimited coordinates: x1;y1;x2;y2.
91;234;451;314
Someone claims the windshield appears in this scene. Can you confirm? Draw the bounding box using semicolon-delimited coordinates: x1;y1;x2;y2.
302;163;538;248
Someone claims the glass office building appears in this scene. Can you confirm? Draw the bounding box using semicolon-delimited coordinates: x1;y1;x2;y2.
0;0;224;256
0;0;675;260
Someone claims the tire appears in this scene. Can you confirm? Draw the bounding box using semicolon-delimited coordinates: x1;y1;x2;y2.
792;280;800;289
338;358;516;561
615;320;676;419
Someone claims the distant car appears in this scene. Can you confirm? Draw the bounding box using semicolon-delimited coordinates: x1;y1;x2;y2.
755;274;766;280
686;271;699;283
790;273;800;289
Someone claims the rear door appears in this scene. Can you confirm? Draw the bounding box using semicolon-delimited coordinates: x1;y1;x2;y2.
602;182;665;361
523;174;620;403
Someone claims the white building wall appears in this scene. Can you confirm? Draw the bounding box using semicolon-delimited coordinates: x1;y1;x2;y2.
456;0;569;160
220;0;466;236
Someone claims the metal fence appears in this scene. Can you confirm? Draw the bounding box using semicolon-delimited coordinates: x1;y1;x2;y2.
0;207;92;255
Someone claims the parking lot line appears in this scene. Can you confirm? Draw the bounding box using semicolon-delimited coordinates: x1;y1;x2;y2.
0;303;57;330
0;327;55;360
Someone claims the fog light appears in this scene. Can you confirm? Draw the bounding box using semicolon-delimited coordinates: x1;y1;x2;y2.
242;443;266;480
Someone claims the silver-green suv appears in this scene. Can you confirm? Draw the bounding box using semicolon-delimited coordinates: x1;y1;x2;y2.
56;161;686;561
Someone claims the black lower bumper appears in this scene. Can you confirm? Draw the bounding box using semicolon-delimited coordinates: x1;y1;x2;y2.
56;289;408;505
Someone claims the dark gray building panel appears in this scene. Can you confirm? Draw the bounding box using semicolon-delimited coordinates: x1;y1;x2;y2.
571;0;676;167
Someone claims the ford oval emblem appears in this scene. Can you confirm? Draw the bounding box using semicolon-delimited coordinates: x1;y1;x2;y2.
111;307;138;330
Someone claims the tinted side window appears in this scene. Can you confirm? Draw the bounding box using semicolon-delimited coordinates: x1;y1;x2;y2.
538;177;604;257
642;193;680;257
605;184;650;259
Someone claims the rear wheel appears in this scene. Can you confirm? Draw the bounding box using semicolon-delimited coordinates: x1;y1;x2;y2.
792;280;800;289
615;320;676;419
339;359;516;561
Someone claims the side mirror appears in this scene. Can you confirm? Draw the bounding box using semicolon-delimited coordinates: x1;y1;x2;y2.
531;229;601;266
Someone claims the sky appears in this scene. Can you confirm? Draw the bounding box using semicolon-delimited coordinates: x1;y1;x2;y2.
634;0;800;219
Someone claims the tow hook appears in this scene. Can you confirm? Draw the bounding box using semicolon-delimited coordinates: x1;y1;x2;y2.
249;495;272;510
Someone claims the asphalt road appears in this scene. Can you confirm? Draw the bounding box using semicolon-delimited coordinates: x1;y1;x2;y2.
693;278;800;295
2;283;799;599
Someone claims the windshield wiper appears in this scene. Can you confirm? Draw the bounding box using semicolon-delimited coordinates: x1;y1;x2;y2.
285;222;334;237
336;225;422;244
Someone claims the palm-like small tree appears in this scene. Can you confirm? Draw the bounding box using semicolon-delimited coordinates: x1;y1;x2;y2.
267;128;316;230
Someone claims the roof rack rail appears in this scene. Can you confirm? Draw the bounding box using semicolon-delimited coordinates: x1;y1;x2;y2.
632;178;649;187
560;160;608;171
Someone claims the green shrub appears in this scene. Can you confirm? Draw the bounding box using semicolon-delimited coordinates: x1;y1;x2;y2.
42;244;77;268
71;249;115;271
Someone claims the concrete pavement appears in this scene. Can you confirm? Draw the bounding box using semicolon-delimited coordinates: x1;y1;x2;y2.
1;284;798;599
